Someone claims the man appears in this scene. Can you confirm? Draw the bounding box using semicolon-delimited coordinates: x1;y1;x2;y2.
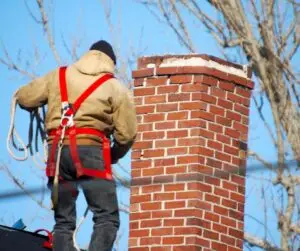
15;40;137;251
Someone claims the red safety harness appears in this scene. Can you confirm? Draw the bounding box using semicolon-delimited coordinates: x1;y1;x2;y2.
46;66;113;180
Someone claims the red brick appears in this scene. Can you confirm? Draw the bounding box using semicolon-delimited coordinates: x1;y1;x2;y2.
130;229;150;238
151;227;173;236
229;228;243;239
130;221;139;229
218;99;233;109
167;130;188;138
190;110;215;121
174;208;203;218
211;86;226;98
233;121;248;134
138;123;153;132
221;235;235;245
177;155;202;164
146;77;168;86
210;105;225;116
207;140;223;152
133;141;153;150
145;95;166;104
154;158;175;167
142;168;164;177
178;119;206;128
143;149;165;158
144;113;164;123
155;139;176;148
217;134;231;144
216;116;232;126
205;194;221;204
143;131;165;140
229;209;244;221
205;212;220;223
132;68;154;78
224;145;239;156
188;182;212;192
219;81;235;92
131;194;151;204
205;176;221;186
136;105;155;114
179;102;206;111
181;83;208;92
236;86;251;98
166;166;187;174
134;79;144;87
231;174;245;186
214;205;229;216
192;93;217;104
168;93;190;102
174;226;202;235
208;123;223;134
140;219;162;228
154;192;175;201
165;200;186;209
186;236;210;247
152;210;173;218
230;192;244;204
234;103;249;115
197;128;214;139
154;121;175;130
186;218;211;229
178;137;206;146
130;212;151;221
141;202;162;211
142;185;162;193
134;96;143;105
157;85;179;94
156;103;178;112
164;183;185;192
167;147;188;155
214;187;229;198
134;87;155;96
222;181;238;192
212;241;228;251
170;75;193;83
189;146;214;157
140;237;161;246
226;110;242;122
163;218;184;226
215;151;231;163
187;199;212;211
131;160;152;169
222;199;237;210
201;75;218;86
167;111;188;120
162;236;184;245
203;229;219;240
153;175;174;184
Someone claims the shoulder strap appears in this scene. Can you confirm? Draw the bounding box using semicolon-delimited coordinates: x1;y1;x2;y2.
59;66;68;103
72;73;114;113
59;66;114;112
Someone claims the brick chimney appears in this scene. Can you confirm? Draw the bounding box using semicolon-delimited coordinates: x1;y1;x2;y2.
129;54;254;251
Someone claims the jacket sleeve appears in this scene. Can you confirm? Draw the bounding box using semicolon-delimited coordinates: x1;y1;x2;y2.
111;81;137;163
15;71;54;111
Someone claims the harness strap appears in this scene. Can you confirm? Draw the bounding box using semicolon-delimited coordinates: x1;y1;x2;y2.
59;66;68;103
47;66;114;181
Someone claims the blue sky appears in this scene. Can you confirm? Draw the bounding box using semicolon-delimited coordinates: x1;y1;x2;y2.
0;0;294;250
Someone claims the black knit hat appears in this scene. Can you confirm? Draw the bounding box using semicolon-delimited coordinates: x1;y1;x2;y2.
90;40;116;65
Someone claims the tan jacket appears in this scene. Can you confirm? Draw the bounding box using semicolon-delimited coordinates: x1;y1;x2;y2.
16;50;137;150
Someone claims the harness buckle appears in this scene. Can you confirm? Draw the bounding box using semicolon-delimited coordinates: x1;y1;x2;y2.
60;102;74;128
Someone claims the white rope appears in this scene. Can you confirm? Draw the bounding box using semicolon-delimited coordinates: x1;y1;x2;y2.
6;92;29;161
73;206;89;251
